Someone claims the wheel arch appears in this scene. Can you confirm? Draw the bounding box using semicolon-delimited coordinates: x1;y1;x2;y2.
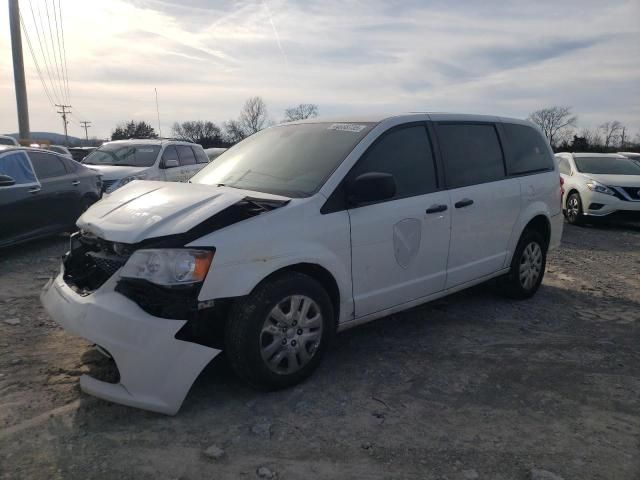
522;214;551;248
256;262;341;329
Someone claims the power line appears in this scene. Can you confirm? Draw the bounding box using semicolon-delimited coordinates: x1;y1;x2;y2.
28;0;62;105
44;0;66;104
19;11;55;108
52;0;69;103
56;0;70;104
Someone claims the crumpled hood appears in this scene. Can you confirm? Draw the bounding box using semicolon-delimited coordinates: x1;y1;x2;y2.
584;173;640;187
83;164;149;181
77;180;289;244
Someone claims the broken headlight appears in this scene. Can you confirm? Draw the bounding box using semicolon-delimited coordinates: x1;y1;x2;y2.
120;249;214;286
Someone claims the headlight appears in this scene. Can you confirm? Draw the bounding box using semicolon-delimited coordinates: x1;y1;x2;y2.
106;174;147;193
120;249;214;285
585;180;615;196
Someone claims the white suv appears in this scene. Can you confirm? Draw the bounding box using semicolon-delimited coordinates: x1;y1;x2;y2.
556;152;640;224
82;139;209;193
42;113;563;414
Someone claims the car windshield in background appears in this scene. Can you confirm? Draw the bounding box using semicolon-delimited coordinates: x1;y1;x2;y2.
190;122;374;197
82;144;160;167
574;157;640;175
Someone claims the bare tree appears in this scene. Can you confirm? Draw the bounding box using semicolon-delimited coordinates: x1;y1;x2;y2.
620;126;627;149
223;119;248;144
580;127;603;149
283;104;319;122
599;121;624;149
527;106;577;147
239;96;270;135
172;120;223;148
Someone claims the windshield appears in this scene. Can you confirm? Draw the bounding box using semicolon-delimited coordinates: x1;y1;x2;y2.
574;156;640;175
190;122;374;197
82;143;160;167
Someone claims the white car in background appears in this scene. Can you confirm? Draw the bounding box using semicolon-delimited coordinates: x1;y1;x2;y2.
82;139;210;193
204;147;227;162
556;152;640;224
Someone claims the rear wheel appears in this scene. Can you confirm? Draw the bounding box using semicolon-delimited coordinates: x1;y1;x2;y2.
501;229;547;299
565;192;583;225
225;272;334;390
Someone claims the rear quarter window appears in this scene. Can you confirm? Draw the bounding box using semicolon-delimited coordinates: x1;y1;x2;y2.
503;123;553;175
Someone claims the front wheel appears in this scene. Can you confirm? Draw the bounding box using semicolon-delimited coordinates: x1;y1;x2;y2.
225;272;334;390
565;192;583;225
500;229;547;299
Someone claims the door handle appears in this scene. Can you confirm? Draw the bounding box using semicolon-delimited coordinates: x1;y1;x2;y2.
426;204;448;214
29;186;41;194
71;180;80;186
454;198;474;208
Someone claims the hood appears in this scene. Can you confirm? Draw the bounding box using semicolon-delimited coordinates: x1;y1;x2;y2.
582;173;640;187
82;164;149;181
77;180;289;244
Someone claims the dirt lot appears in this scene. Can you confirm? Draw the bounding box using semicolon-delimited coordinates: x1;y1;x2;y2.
1;222;639;480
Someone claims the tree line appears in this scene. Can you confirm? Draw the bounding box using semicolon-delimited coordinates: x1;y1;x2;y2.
527;106;639;153
110;97;318;148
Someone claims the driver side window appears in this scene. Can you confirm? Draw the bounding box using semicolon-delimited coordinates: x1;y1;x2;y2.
0;152;39;186
348;125;438;200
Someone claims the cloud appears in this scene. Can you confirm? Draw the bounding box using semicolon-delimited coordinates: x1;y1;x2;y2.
0;0;638;138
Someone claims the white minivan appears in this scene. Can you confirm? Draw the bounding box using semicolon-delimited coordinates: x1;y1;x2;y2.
41;113;563;414
82;139;210;193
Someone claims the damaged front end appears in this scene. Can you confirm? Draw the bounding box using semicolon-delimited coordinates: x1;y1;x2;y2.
41;194;288;414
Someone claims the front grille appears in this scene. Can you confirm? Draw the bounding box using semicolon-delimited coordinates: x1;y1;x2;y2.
63;234;130;295
621;187;640;200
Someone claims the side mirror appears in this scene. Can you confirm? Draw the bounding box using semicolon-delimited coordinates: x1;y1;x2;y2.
347;172;396;205
0;174;16;187
162;159;179;169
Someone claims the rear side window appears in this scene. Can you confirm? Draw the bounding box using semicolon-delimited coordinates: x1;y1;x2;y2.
161;146;179;167
349;125;437;199
0;152;38;185
503;123;553;175
176;145;196;166
193;147;209;164
437;123;505;188
28;152;67;179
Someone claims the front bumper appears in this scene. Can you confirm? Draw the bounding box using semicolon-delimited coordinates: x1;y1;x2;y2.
581;190;640;217
41;270;221;415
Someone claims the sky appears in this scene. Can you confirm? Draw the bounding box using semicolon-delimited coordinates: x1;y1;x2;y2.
1;0;639;140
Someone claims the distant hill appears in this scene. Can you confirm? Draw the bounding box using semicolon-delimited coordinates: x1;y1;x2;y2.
6;131;84;145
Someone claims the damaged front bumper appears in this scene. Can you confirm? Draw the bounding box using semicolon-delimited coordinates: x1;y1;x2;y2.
41;270;221;415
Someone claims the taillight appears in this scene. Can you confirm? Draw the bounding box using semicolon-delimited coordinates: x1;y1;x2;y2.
559;176;565;202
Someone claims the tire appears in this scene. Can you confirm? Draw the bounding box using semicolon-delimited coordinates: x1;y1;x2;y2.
501;229;547;299
225;272;335;390
565;192;583;225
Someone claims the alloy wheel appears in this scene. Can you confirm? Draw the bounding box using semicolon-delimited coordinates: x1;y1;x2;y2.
260;295;323;375
519;242;543;290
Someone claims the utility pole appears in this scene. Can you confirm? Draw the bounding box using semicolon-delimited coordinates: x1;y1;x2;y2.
9;0;30;140
80;121;91;141
55;104;71;146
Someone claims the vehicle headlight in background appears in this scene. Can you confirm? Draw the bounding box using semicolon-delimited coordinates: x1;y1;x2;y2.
120;249;214;285
585;180;615;196
106;173;147;193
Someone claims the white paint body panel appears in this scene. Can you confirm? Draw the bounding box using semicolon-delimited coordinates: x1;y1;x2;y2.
41;113;564;414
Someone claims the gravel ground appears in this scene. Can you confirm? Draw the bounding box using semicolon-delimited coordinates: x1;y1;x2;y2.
0;222;639;480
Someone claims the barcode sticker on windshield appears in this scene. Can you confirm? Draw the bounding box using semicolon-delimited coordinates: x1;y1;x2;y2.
328;123;366;133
